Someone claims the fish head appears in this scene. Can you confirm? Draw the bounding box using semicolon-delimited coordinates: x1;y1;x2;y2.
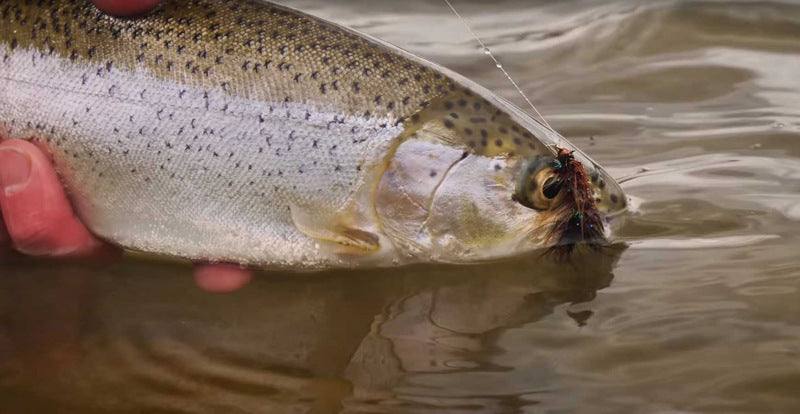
375;87;626;263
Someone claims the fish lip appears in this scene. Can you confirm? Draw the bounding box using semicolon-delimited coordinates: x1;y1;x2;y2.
604;205;629;219
600;203;629;243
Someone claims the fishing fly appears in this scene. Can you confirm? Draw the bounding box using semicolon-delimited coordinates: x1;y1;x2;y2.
547;147;606;259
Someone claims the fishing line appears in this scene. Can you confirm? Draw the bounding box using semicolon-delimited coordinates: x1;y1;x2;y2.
442;0;556;133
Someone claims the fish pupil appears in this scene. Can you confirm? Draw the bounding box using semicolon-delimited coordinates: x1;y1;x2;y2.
542;176;561;199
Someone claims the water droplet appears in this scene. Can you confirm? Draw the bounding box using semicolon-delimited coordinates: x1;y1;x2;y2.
773;122;785;129
495;63;503;68
483;47;491;55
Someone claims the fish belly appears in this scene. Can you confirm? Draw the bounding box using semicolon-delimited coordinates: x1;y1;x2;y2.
0;44;403;268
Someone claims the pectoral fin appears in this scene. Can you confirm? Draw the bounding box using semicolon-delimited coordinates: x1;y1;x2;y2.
290;203;380;253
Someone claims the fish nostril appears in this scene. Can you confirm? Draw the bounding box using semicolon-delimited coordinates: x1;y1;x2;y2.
542;176;561;199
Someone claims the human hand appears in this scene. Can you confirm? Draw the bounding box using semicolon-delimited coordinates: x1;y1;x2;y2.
0;0;253;293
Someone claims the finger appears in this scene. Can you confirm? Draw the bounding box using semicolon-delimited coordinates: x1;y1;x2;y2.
0;127;10;251
194;264;253;293
92;0;161;17
0;140;118;259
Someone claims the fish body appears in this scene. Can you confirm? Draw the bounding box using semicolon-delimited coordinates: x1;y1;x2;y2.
0;0;626;269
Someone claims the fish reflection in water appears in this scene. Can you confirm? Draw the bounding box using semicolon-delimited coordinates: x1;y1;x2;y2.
0;246;622;413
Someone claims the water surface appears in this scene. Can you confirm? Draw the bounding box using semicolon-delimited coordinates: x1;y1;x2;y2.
2;0;800;412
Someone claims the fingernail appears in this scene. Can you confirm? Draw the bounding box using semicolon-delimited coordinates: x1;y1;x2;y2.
0;148;32;195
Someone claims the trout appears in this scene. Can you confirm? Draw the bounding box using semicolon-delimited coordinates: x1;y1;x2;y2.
0;0;627;269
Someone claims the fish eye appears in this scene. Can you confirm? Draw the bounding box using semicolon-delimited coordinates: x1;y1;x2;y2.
514;159;562;211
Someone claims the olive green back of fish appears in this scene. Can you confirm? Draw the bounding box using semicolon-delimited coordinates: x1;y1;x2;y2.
0;0;551;158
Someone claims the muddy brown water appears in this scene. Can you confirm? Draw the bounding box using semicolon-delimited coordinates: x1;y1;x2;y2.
2;0;800;413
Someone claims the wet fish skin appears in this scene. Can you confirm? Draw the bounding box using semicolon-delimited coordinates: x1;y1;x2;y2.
0;0;627;269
